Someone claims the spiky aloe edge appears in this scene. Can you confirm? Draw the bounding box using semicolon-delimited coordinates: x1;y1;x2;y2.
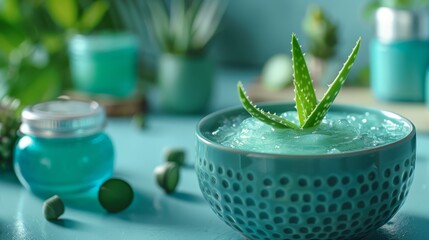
238;34;361;130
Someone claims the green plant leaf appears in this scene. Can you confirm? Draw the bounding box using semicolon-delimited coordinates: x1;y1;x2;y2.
238;82;300;129
1;0;21;24
185;0;202;24
302;37;361;128
144;0;226;55
146;0;171;52
45;0;77;28
291;33;317;126
42;34;64;53
362;0;380;21
192;0;227;50
7;64;61;107
78;0;109;32
170;0;188;53
0;18;26;53
237;34;360;131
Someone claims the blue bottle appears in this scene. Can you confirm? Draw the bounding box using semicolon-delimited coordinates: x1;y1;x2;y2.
14;99;114;197
370;7;429;102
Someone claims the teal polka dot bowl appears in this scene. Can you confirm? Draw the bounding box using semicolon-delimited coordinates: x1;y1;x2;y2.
195;103;416;240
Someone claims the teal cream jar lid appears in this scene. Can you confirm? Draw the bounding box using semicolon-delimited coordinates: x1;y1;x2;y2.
20;99;106;138
14;99;115;197
375;7;429;42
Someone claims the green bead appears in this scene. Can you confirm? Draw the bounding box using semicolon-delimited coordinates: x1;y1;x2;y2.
155;162;180;194
98;178;134;213
164;148;185;166
132;113;146;128
43;195;65;221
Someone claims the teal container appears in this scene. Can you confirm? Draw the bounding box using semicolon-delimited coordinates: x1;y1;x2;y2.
14;99;114;197
370;7;429;102
371;39;429;102
195;103;416;240
68;33;138;98
158;54;214;114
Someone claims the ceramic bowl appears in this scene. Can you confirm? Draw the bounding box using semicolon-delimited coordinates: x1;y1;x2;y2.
195;103;416;240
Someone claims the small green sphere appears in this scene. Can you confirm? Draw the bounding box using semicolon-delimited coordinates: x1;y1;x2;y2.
98;178;134;213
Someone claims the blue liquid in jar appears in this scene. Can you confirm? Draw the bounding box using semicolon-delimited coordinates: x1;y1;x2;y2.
14;99;114;197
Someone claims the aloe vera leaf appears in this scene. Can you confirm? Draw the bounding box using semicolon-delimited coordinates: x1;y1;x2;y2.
303;37;361;129
146;0;170;52
238;82;300;129
79;0;109;32
291;33;318;126
45;0;77;29
170;0;186;52
192;0;227;50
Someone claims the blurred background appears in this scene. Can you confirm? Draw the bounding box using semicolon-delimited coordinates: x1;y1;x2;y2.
0;0;428;122
0;0;376;109
137;1;371;71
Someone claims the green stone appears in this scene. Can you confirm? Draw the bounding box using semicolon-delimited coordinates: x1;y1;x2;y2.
98;178;134;213
43;195;65;221
164;148;185;166
132;113;146;128
155;162;180;194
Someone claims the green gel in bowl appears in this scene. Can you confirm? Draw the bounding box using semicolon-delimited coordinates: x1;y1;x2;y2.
195;103;416;240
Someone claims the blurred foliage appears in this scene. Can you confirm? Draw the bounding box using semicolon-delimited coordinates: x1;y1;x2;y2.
302;5;338;60
144;0;227;56
0;97;20;170
366;0;429;9
348;65;370;87
0;0;119;172
363;0;429;21
0;0;118;111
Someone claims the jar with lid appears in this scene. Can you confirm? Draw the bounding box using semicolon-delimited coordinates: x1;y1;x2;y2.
371;7;429;102
14;99;114;197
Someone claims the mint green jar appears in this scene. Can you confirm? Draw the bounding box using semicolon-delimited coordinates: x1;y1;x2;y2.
158;54;214;113
68;33;138;98
14;99;114;197
371;7;429;102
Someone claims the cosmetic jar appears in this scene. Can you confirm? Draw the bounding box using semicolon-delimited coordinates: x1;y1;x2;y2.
68;32;138;98
14;99;114;196
370;7;429;102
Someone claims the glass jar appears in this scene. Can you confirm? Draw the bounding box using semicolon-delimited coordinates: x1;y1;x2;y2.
68;32;138;98
14;99;114;197
371;7;429;102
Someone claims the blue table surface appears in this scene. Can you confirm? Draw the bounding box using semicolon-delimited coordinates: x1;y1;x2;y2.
1;68;429;239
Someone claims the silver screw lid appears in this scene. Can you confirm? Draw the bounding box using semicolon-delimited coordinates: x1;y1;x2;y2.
20;99;106;138
375;7;429;42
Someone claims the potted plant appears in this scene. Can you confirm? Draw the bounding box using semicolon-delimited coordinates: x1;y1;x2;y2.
195;34;416;240
0;97;20;171
302;5;338;86
0;0;114;171
0;0;114;107
145;0;227;113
